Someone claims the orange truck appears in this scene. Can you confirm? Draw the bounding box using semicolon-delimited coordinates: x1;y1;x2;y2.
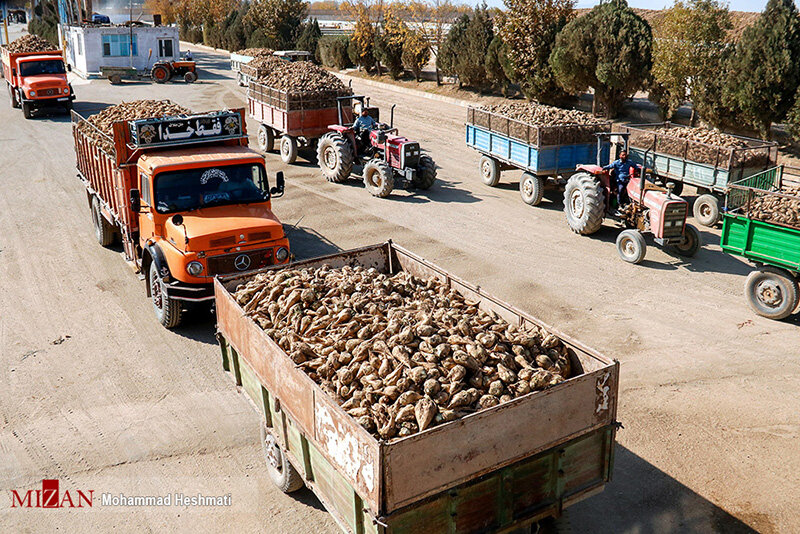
72;107;291;328
2;47;74;118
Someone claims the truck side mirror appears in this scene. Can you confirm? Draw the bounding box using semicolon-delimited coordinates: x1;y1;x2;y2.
130;189;141;212
67;64;72;72
270;171;285;197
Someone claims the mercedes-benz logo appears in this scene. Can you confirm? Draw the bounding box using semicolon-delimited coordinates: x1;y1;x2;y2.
234;254;251;271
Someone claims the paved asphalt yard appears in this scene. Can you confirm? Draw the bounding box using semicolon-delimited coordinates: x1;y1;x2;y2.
0;24;797;533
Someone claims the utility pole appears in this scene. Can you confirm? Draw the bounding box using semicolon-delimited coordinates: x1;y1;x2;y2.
1;1;9;47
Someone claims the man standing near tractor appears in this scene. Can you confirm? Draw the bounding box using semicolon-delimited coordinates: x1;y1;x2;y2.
604;150;637;211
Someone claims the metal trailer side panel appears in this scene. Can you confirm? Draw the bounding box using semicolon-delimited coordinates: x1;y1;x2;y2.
250;97;350;138
721;214;800;273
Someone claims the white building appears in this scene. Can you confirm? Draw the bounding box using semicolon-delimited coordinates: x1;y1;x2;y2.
62;24;181;78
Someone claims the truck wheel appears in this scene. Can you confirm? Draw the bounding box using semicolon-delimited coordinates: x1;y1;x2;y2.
149;262;183;329
520;172;544;206
91;196;116;247
413;154;437;189
63;101;73;114
672;223;701;257
109;74;122;85
152;65;170;83
536;511;571;534
257;125;275;152
22;102;33;119
480;156;501;187
616;230;646;264
261;421;304;493
693;194;720;227
280;135;298;164
317;132;354;183
564;172;605;235
184;71;198;83
363;159;394;198
744;267;799;320
8;83;20;108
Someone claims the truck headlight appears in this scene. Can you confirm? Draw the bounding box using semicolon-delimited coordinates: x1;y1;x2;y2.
186;261;204;276
275;247;289;262
29;90;36;97
63;87;70;94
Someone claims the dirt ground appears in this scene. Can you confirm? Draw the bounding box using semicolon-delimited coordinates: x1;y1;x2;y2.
1;25;797;532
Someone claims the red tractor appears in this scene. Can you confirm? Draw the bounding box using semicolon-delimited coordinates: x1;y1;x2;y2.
151;60;198;84
316;96;437;197
564;133;702;264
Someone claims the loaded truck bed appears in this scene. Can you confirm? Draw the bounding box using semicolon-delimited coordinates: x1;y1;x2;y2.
215;241;620;533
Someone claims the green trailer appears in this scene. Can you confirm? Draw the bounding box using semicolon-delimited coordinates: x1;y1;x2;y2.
721;166;800;320
621;122;777;227
214;242;620;533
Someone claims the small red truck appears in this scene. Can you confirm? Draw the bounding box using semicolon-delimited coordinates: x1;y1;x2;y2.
2;47;74;118
72;106;291;328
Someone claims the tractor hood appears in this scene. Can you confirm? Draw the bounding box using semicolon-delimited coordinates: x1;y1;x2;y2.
164;204;284;253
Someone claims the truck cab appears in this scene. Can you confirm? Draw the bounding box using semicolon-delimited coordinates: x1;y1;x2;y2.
3;49;73;118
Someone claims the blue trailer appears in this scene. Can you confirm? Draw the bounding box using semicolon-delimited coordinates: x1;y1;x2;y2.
466;106;611;206
620;122;777;227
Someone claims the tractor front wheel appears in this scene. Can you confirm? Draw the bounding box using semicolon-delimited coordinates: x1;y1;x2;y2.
563;172;605;235
317;132;354;183
744;267;799;320
672;223;702;257
184;71;198;83
414;155;437;189
363;159;394;198
616;229;647;264
151;65;170;83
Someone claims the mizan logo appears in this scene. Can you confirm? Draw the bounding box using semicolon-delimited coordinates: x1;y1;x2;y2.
11;479;93;509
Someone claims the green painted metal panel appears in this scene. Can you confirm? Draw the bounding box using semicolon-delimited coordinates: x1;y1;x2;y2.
308;440;360;533
238;355;266;416
722;214;800;272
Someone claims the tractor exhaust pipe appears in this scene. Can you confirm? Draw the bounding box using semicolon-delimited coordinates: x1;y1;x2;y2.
391;104;396;129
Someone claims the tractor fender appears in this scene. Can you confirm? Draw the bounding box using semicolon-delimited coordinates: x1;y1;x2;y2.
576;164;604;175
142;242;171;296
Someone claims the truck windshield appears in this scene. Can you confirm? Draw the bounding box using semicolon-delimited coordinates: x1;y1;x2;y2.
154;163;269;214
20;60;66;77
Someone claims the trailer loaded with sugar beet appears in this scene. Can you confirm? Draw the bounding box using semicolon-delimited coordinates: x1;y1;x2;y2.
215;242;619;533
466;103;611;206
620;122;777;227
721;166;800;320
2;35;74;119
248;61;354;164
72;100;290;328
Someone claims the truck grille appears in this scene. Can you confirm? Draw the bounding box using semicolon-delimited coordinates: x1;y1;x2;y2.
662;203;687;238
207;248;273;276
403;143;421;169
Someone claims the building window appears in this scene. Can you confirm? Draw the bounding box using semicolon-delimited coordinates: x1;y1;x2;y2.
158;39;174;58
102;34;138;57
77;34;83;55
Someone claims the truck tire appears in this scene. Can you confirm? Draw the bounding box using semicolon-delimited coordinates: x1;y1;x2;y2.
280;135;298;164
151;65;170;83
564;172;605;235
744;267;799;320
672;223;701;257
520;172;545;206
261;421;304;493
536;511;571;534
91;196;116;247
414;154;437;189
8;83;20;108
363;159;394;198
480;156;501;187
317;132;353;183
184;71;198;83
693;194;720;227
109;74;122;85
22;101;33;119
257;124;275;152
616;229;647;264
149;261;183;329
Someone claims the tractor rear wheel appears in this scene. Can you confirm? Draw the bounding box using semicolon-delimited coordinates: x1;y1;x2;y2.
184;71;198;83
616;229;647;264
317;132;354;183
745;267;799;320
563;172;605;235
693;194;720;227
257;124;275;152
520;172;544;206
280;135;298;164
414;155;437;189
672;223;701;257
363;159;394;198
151;65;170;83
480;156;500;187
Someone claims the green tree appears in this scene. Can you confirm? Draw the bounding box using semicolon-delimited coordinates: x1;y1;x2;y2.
650;0;731;121
28;0;59;45
786;86;800;141
485;34;514;96
550;0;652;117
436;13;469;79
458;3;493;90
499;0;573;104
347;6;377;71
246;0;309;49
375;7;407;79
402;28;431;81
296;19;323;58
318;35;352;69
723;0;800;138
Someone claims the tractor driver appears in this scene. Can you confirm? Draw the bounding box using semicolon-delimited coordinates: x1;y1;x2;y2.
353;107;377;149
604;150;636;209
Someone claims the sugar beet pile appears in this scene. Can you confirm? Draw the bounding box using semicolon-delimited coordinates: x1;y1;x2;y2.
234;265;574;440
747;186;800;228
4;34;57;53
482;102;606;126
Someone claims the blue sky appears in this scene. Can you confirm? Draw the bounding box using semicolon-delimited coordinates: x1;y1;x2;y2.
483;0;770;12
